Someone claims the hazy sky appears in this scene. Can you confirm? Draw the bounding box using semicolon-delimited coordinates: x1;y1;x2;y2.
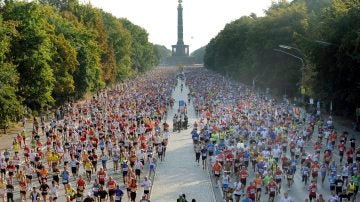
88;0;274;53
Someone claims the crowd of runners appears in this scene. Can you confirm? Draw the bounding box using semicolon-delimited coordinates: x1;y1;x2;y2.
1;66;360;202
185;67;360;202
0;68;179;202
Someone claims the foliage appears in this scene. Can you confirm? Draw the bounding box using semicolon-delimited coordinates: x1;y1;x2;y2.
0;15;23;133
3;2;56;110
154;44;171;65
301;0;360;116
204;0;360;117
101;12;133;80
190;46;205;64
0;0;158;119
205;2;308;95
122;19;158;72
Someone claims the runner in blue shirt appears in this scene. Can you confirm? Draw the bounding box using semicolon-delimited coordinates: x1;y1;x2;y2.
192;130;199;144
114;185;124;202
121;161;129;184
61;168;70;188
243;151;251;168
208;143;215;156
242;195;253;202
201;146;208;170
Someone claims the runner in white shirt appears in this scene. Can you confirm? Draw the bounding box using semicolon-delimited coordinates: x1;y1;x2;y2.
134;160;144;181
24;162;35;184
0;159;6;179
328;193;339;202
63;150;71;165
140;176;151;199
12;154;20;171
49;181;58;201
280;192;294;202
162;131;170;140
233;180;242;202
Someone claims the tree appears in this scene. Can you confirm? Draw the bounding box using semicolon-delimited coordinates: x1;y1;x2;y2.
122;19;158;72
190;46;205;64
154;45;171;65
38;0;78;11
3;2;55;111
301;0;360;115
0;15;23;133
0;0;159;120
70;4;116;84
50;34;78;103
101;12;133;80
57;7;105;98
204;1;309;96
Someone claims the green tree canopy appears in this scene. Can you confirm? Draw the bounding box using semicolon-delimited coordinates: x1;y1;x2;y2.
204;0;360;117
0;0;158;118
190;46;205;64
0;15;23;133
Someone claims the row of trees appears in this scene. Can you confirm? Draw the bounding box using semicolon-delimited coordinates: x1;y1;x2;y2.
0;0;160;132
154;45;172;65
204;0;360;117
190;46;206;64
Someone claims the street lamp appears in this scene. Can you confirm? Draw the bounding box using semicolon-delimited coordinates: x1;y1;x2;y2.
274;44;306;104
279;45;292;49
314;40;333;46
274;48;305;68
279;44;305;58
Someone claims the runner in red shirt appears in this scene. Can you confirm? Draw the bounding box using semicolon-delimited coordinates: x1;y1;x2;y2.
76;175;86;193
212;161;222;186
19;177;27;201
246;182;257;201
346;148;354;164
239;166;248;185
323;150;332;166
308;181;317;202
107;177;117;201
267;179;277;202
7;161;16;184
314;142;321;154
311;161;320;181
274;167;283;194
76;175;86;201
97;167;107;186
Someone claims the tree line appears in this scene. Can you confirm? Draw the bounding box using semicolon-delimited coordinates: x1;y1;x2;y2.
204;0;360;118
0;0;160;132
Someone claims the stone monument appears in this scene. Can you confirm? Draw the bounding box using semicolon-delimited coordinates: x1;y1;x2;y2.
166;0;195;65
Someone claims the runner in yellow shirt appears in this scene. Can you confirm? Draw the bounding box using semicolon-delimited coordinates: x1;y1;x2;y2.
84;160;93;182
0;179;5;202
13;141;20;154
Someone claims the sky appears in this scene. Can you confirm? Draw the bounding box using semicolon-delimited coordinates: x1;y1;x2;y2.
88;0;274;53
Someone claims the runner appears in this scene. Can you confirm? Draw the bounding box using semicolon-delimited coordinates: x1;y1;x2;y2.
246;182;257;201
308;180;317;202
140;176;151;199
212;160;222;186
267;179;277;202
